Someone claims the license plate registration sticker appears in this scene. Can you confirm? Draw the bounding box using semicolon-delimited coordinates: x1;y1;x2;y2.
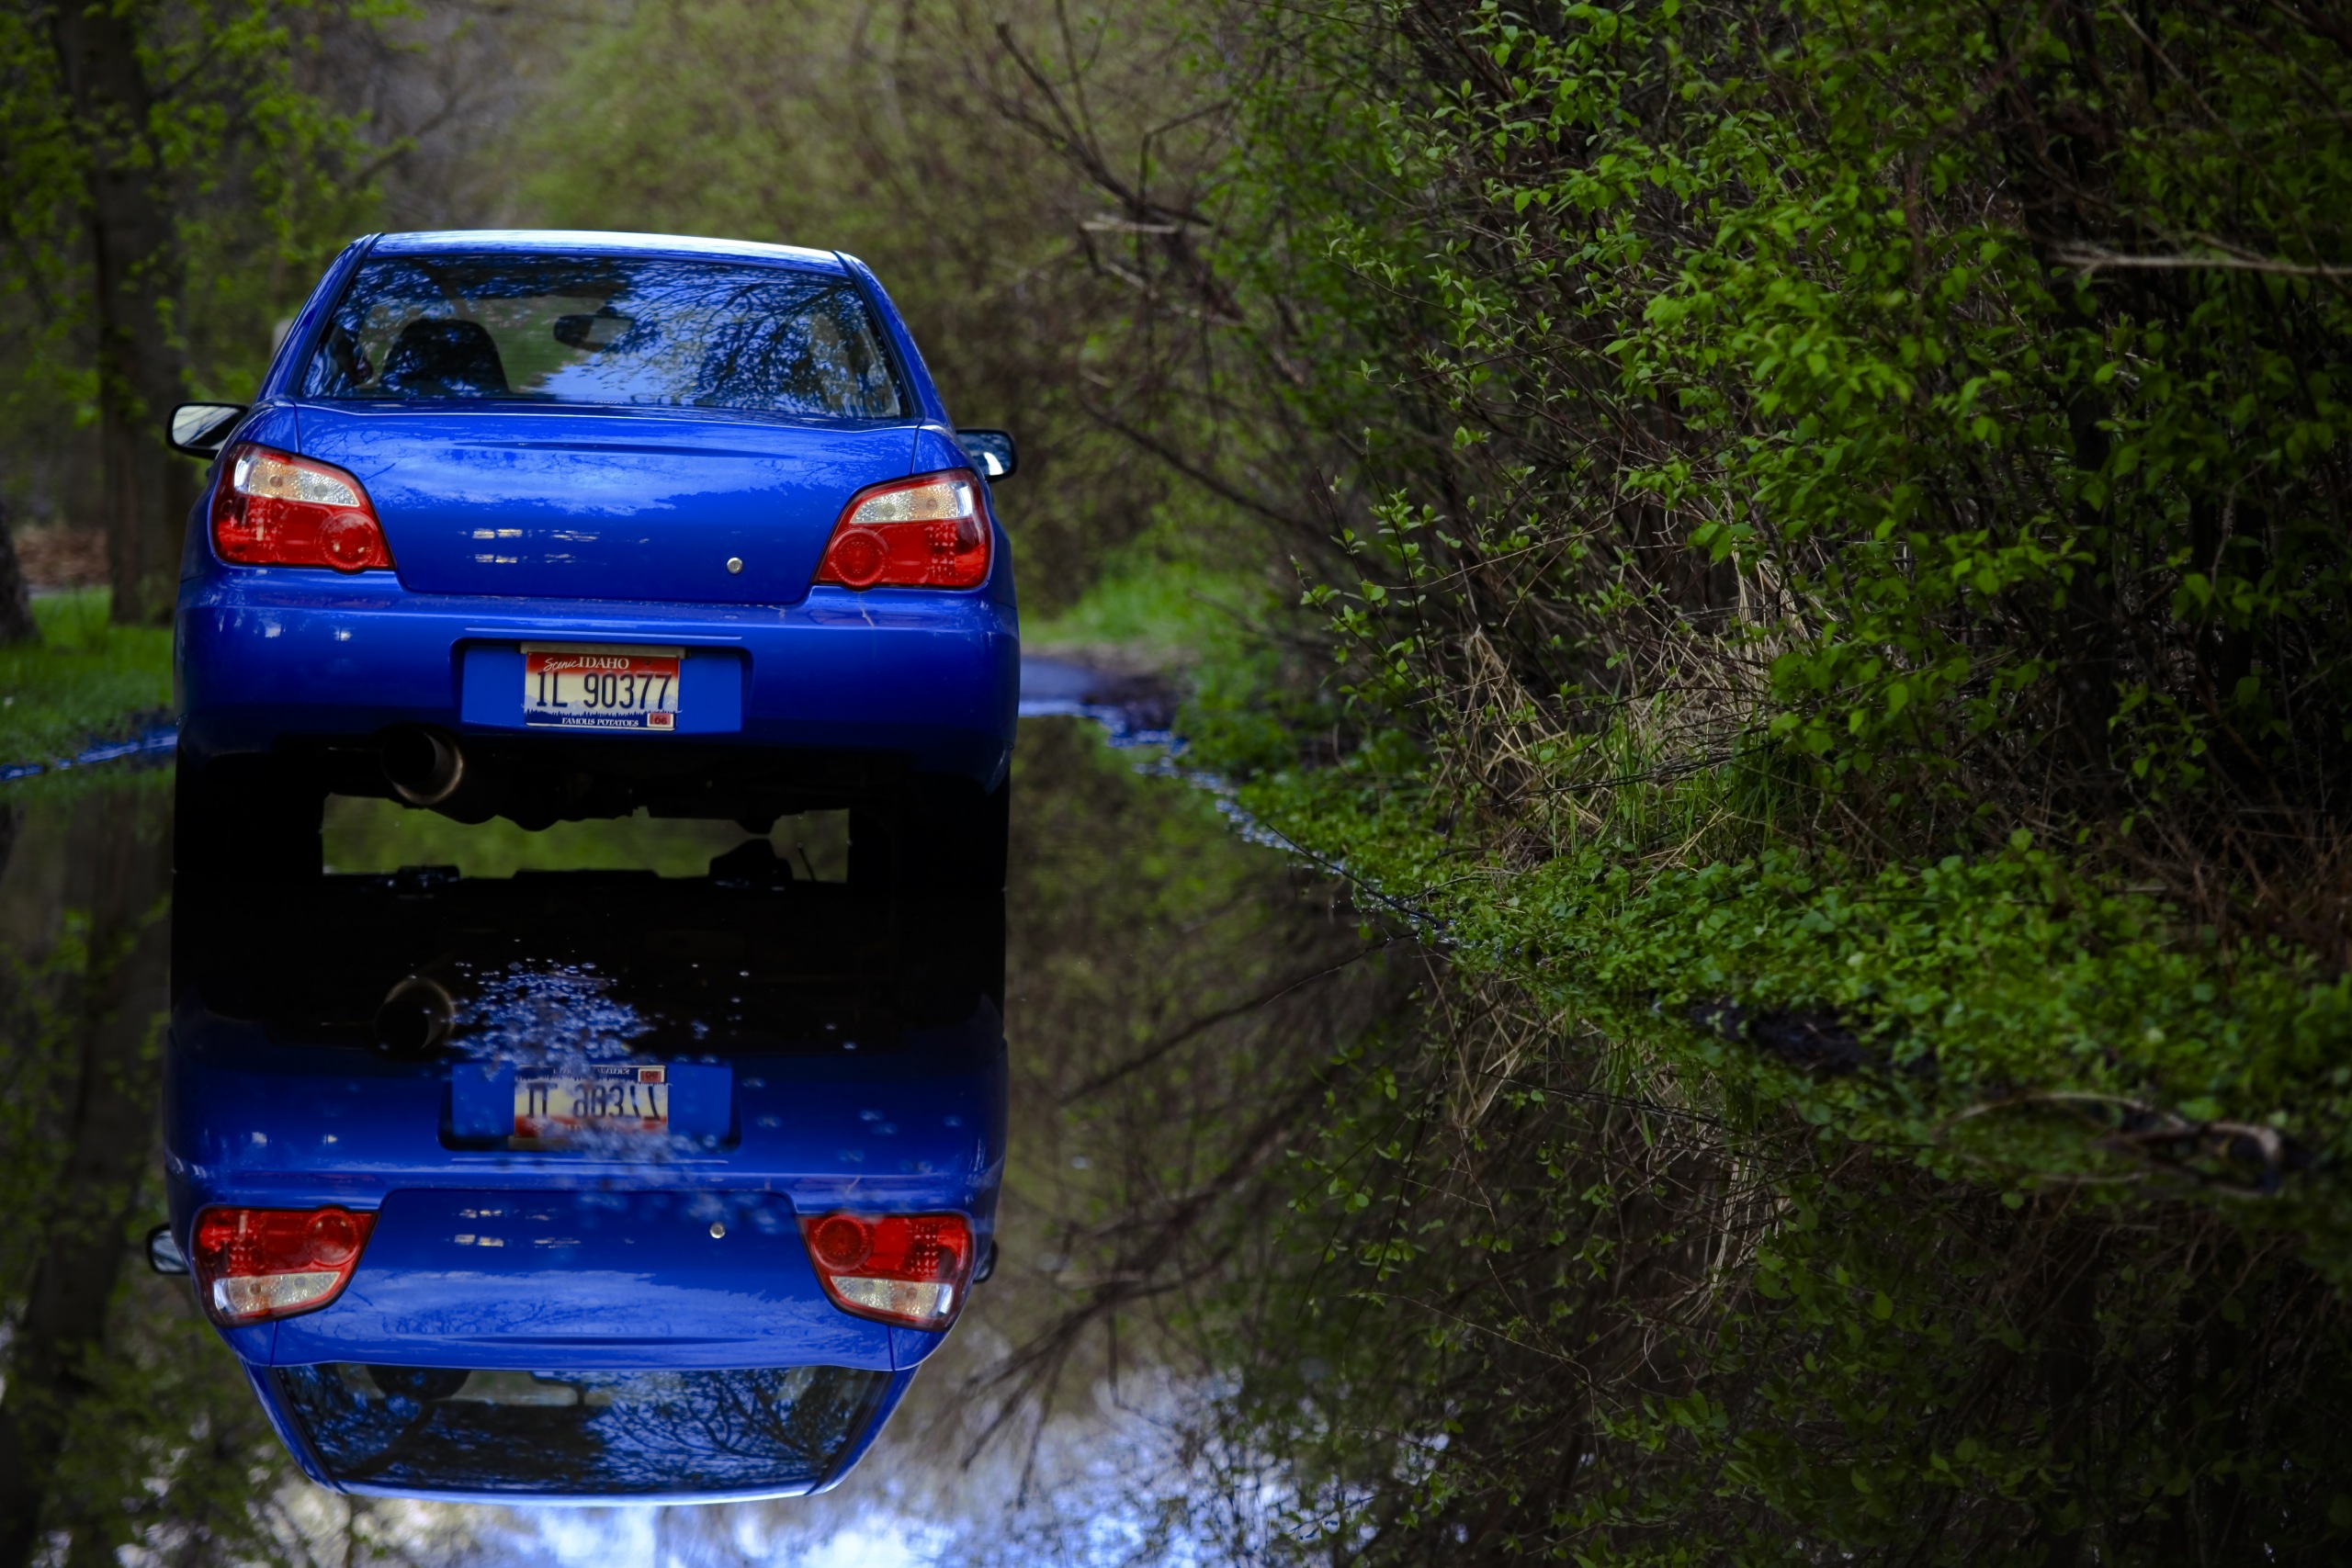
522;643;682;731
514;1063;669;1142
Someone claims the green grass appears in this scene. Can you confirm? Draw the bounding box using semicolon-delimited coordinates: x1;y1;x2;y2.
1217;749;2352;1259
0;591;174;769
1022;550;1266;661
1081;551;2352;1247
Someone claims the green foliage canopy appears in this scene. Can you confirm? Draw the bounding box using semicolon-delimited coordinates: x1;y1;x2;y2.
0;0;384;620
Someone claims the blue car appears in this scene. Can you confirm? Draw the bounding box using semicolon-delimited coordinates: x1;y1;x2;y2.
166;231;1019;888
158;867;1008;1502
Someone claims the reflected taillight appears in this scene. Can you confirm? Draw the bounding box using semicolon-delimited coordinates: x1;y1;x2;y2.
813;469;990;590
191;1206;377;1325
211;444;394;573
801;1211;974;1329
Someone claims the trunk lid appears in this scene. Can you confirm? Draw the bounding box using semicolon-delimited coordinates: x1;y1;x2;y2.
295;404;914;607
268;1188;894;1370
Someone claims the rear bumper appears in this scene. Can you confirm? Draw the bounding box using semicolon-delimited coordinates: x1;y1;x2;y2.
176;571;1019;788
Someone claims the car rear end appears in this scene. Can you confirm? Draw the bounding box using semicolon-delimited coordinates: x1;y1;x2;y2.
175;231;1017;885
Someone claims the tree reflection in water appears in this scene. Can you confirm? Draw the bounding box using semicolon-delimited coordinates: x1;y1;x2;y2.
700;722;2352;1567
0;721;1394;1562
717;717;1415;1563
17;723;2349;1563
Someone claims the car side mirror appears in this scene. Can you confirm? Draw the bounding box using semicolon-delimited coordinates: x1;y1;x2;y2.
168;402;247;459
956;429;1016;480
147;1224;189;1276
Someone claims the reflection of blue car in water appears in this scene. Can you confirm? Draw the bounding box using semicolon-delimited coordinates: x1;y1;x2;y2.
167;230;1018;890
162;869;1007;1502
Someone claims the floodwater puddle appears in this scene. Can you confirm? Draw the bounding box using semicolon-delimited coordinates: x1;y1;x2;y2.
8;678;2349;1562
0;697;1390;1560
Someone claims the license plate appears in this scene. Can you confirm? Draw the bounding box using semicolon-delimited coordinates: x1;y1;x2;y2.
514;1064;669;1143
522;643;681;731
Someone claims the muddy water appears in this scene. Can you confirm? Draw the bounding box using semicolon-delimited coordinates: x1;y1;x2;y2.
0;715;1393;1563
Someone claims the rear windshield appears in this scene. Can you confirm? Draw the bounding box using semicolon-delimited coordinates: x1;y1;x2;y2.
276;1363;889;1494
300;254;907;420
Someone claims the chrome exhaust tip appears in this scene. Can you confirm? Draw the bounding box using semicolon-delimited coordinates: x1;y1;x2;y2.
382;728;466;807
374;976;456;1055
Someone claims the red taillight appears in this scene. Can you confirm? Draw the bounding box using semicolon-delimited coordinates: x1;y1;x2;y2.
190;1206;377;1325
211;444;394;573
801;1211;974;1329
813;469;991;591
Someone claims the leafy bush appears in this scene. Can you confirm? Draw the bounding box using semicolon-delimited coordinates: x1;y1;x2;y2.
1060;0;2352;1182
1046;2;2352;1559
1193;0;2352;916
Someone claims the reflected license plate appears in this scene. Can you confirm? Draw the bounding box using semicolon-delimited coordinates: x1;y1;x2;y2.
514;1064;670;1143
522;642;682;731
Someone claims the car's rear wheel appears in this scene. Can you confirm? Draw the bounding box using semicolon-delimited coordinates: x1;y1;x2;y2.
175;752;325;881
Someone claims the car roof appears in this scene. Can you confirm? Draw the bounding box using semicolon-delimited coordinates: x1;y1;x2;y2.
367;230;847;274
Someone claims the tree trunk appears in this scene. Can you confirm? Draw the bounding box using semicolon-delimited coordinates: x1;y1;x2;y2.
50;3;191;628
0;787;174;1568
0;500;38;647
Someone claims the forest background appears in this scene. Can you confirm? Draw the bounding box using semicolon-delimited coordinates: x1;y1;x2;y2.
8;0;2352;1563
